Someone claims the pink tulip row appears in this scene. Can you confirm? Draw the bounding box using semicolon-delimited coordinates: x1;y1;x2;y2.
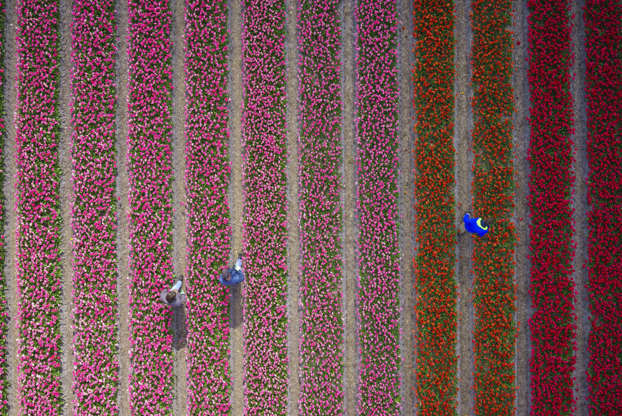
70;1;119;414
355;1;401;413
527;1;577;415
241;0;288;414
584;2;621;415
184;0;232;413
0;1;7;412
15;0;63;413
296;0;344;414
127;0;174;414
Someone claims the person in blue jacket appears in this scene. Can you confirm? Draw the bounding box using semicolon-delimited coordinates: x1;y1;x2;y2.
219;254;244;286
461;212;489;237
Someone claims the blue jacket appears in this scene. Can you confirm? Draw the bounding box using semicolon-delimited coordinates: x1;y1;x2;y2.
219;268;244;286
463;213;489;237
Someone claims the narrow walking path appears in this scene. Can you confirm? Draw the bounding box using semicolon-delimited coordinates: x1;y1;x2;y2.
511;1;531;415
227;0;244;414
341;0;358;414
3;0;19;413
397;0;416;413
570;1;590;414
454;0;474;414
114;0;130;413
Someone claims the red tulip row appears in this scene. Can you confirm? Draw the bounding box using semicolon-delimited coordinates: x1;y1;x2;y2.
15;0;63;413
584;2;621;415
70;0;119;414
0;2;6;413
527;1;577;415
355;1;400;413
471;0;517;415
241;0;288;414
184;0;232;413
127;0;174;414
297;0;343;414
413;1;457;415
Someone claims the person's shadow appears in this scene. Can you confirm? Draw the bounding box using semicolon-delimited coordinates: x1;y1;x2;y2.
170;306;188;350
228;283;243;329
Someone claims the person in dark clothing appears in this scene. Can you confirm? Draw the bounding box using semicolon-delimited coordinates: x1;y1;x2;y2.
160;277;187;308
219;255;244;286
460;212;489;237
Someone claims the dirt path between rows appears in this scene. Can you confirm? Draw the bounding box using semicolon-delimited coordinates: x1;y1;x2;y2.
3;0;19;413
284;0;301;413
570;1;590;414
397;0;416;413
511;0;531;414
170;0;188;413
341;0;359;414
454;0;474;414
227;0;244;413
58;0;74;413
114;0;131;412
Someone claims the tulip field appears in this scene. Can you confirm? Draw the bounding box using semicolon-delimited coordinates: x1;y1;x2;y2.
0;0;620;415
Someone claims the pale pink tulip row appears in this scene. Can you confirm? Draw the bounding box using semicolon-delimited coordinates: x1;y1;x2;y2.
242;0;289;414
16;0;63;413
0;0;7;412
127;0;174;414
70;0;119;414
296;0;344;414
355;0;401;414
184;0;232;413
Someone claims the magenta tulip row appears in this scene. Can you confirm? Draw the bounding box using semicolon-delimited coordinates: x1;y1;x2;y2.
584;2;622;415
297;0;344;414
16;0;63;413
184;0;232;414
0;0;7;412
355;0;400;413
527;1;577;415
127;0;174;414
70;0;119;414
241;0;288;414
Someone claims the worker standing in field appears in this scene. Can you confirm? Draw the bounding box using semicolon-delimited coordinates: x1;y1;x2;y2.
459;212;489;237
220;254;245;286
160;276;187;309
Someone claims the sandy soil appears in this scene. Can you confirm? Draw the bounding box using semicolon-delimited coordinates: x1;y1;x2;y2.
341;0;359;414
284;0;301;414
511;1;531;415
113;0;131;413
570;1;590;414
226;0;244;413
454;1;475;415
3;0;19;413
397;0;416;414
58;0;74;413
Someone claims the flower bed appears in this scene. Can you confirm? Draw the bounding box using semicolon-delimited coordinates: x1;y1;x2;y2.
15;0;63;413
241;0;288;414
471;1;517;415
297;0;343;414
127;0;174;413
527;1;577;414
584;2;622;415
355;0;400;413
184;0;231;413
0;1;6;413
71;0;119;414
413;0;457;415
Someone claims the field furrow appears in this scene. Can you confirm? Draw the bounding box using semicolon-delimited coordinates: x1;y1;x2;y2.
241;0;288;414
0;1;6;413
70;0;119;414
184;0;231;413
127;0;174;413
297;0;343;414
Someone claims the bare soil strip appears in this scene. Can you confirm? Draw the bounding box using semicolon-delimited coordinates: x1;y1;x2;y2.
227;0;244;413
284;0;300;414
511;0;531;414
397;0;416;413
570;1;590;414
58;0;73;412
341;0;358;414
113;0;130;412
170;0;188;413
454;0;474;414
3;0;18;413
